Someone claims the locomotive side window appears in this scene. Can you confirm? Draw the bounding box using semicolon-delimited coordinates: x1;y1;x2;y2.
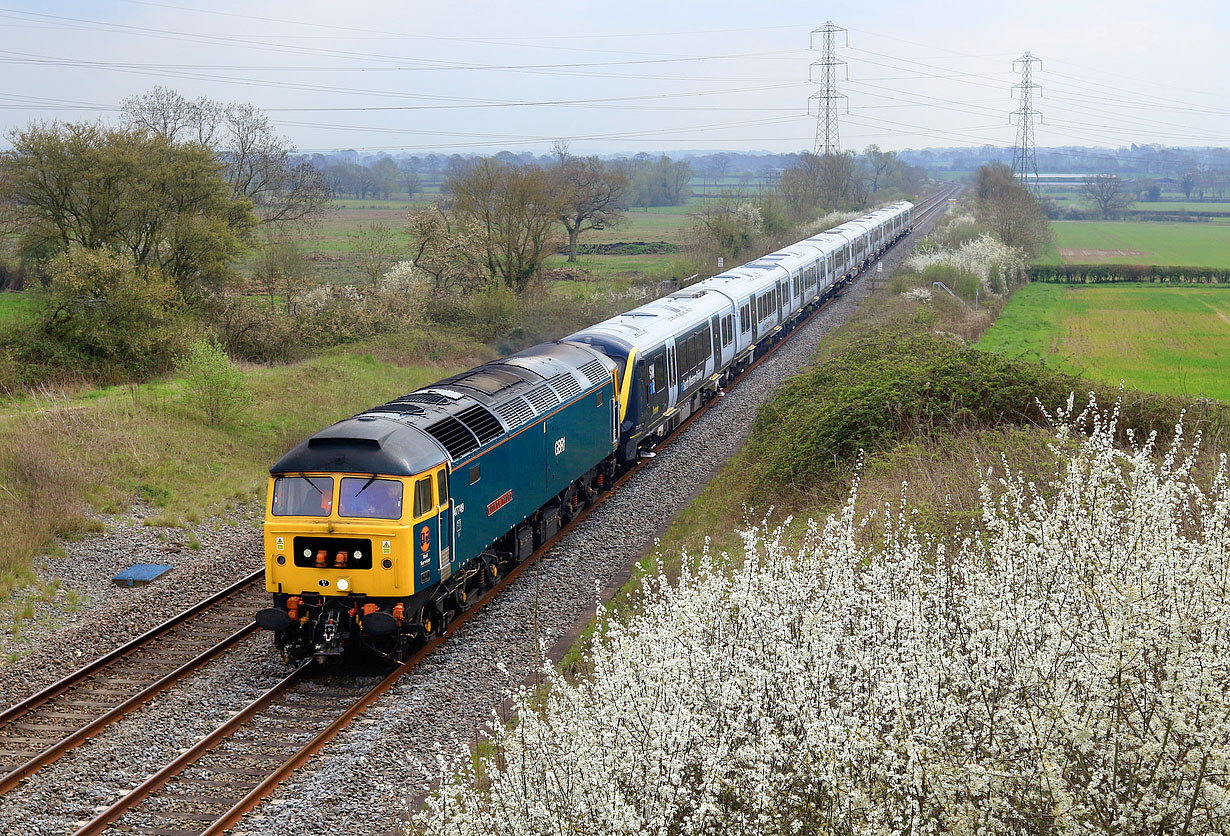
412;476;433;519
272;476;334;517
339;477;403;520
437;469;449;504
469;464;481;485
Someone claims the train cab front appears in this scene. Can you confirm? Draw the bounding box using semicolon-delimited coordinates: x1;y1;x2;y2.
256;419;453;664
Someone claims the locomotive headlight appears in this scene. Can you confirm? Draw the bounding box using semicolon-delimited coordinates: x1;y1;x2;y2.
336;577;350;592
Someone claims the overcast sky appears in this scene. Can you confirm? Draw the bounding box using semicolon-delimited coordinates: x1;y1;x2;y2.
1;0;1226;156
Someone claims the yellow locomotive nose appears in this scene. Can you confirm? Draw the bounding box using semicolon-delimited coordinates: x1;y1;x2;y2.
263;473;414;599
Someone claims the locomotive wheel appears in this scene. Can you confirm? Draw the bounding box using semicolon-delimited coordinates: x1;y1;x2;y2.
482;557;500;589
560;485;582;523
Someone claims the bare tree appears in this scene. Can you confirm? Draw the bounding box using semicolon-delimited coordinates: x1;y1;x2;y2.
974;163;1052;258
776;153;824;220
1081;174;1134;219
349;223;400;284
121;86;222;146
551;153;629;262
447;158;562;292
863;144;895;194
254;234;315;315
122;87;330;230
1180;170;1200;200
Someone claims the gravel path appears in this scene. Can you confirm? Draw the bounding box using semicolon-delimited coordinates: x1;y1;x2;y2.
230;221;940;836
0;200;948;836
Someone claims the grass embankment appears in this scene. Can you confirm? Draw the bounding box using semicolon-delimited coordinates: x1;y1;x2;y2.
1040;220;1230;266
980;283;1230;402
0;326;492;604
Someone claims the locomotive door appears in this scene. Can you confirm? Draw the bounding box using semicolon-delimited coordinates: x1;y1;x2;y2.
433;466;452;578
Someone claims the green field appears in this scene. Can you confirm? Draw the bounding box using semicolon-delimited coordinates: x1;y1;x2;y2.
0;293;38;325
979;283;1230;402
1042;221;1230;266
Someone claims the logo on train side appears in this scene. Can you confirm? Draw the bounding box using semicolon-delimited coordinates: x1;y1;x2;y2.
487;489;513;516
419;525;431;554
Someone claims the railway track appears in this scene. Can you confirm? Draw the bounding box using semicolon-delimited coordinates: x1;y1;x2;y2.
0;570;266;794
64;184;959;836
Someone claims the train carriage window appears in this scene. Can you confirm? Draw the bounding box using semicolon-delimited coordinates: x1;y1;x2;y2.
412;476;433;519
339;477;403;520
272;476;334;517
740;304;751;334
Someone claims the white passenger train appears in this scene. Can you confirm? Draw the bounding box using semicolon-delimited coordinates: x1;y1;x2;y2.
565;201;914;461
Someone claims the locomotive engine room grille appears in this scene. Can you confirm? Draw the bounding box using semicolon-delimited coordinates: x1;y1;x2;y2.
578;359;608;386
292;537;374;570
424;416;481;460
547;373;583;401
455;404;504;445
524;385;559;414
493;396;534;429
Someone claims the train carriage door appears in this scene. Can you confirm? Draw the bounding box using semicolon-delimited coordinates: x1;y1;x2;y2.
434;466;452;574
710;315;721;372
665;338;678;407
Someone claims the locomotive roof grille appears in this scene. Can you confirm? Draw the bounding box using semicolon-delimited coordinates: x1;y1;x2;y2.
493;396;534;429
525;385;560;414
548;373;583;401
456;404;504;445
578;358;608;386
399;392;451;406
448;368;524;395
423;416;480;460
363;402;425;417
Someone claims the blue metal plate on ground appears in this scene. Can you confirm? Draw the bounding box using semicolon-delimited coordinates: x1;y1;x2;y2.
112;564;173;587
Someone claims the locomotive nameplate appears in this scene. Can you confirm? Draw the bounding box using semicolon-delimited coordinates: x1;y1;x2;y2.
487;489;513;516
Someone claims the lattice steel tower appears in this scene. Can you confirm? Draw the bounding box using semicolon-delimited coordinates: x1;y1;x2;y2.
1011;51;1042;195
810;22;847;156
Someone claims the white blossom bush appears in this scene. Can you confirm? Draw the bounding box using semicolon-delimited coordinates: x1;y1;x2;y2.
419;402;1230;835
905;232;1027;294
902;286;933;303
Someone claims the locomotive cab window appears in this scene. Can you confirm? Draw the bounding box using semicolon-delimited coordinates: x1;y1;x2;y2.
412;476;433;519
339;477;403;520
436;469;449;504
272;476;334;517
